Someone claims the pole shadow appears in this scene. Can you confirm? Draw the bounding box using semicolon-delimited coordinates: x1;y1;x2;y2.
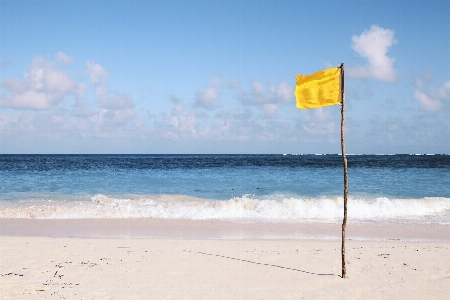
183;250;336;276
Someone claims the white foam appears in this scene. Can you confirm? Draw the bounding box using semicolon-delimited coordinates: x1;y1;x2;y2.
0;194;449;223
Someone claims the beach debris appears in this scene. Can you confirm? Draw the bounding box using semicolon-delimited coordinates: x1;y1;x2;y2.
1;272;24;277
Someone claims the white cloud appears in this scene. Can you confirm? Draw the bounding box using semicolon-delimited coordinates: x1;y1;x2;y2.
108;108;136;125
49;115;66;126
239;81;292;105
85;61;109;83
413;90;441;112
158;104;198;140
95;85;134;110
263;104;278;118
211;107;295;143
2;79;28;93
0;55;82;110
164;113;179;128
250;82;265;98
415;71;433;89
55;51;74;65
88;107;137;128
155;102;291;143
231;107;253;121
0;112;36;136
301;121;336;137
348;25;397;82
0;52;141;145
297;108;339;142
237;81;293;118
413;80;450;112
312;108;328;122
71;107;97;118
1;90;50;110
435;81;450;99
25;57;77;93
413;90;442;112
178;113;196;133
211;77;240;89
193;87;220;110
275;82;293;103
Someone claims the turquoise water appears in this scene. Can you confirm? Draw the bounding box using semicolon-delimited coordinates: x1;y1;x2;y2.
1;154;449;222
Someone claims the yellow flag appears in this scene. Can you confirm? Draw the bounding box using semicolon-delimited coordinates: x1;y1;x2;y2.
295;67;341;109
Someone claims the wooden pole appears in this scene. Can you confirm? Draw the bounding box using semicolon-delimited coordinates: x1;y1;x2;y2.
340;63;348;278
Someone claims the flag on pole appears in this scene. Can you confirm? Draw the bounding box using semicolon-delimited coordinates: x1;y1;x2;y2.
294;64;349;278
294;67;341;109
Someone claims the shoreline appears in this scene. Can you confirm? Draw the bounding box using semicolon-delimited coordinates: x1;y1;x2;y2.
1;218;449;242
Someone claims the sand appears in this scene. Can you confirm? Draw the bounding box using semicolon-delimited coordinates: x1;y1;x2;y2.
1;219;449;299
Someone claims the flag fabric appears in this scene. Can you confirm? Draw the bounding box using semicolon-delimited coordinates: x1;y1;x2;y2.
294;67;341;109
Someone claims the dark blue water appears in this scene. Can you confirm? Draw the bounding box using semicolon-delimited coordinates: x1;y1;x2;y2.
1;154;449;199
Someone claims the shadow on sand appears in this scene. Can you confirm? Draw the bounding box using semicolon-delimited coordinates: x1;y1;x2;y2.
183;250;336;276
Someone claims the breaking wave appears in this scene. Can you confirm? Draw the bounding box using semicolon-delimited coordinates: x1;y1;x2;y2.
1;194;449;223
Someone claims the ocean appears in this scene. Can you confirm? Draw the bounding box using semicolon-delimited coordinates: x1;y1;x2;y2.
0;154;449;224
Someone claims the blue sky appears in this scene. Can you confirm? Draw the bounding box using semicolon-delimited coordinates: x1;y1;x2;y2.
1;0;449;154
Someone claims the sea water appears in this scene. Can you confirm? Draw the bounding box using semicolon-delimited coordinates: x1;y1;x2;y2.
0;154;449;223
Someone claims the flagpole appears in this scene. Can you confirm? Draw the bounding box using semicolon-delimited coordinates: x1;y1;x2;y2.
339;63;348;278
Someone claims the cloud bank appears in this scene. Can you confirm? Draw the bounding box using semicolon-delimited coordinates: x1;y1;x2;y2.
1;54;84;110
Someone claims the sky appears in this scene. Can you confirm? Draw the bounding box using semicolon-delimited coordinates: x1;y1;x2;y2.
1;0;449;154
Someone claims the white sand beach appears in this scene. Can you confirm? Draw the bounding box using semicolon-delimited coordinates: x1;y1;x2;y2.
1;219;449;299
